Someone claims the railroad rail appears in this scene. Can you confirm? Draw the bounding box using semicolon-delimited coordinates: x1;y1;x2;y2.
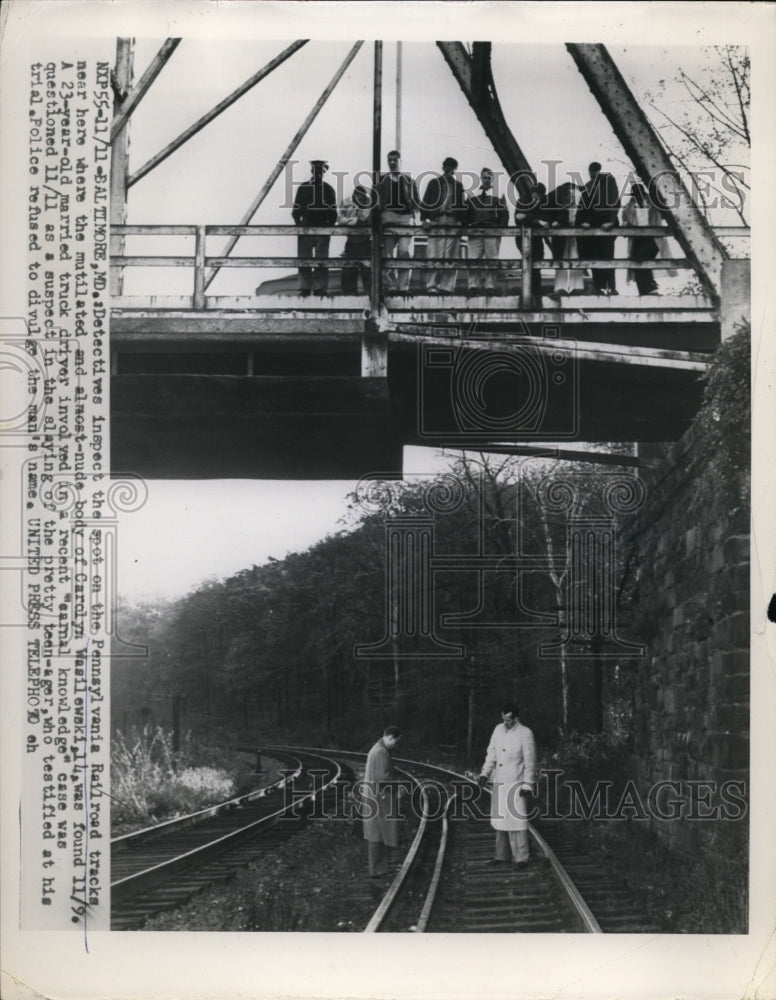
110;748;346;929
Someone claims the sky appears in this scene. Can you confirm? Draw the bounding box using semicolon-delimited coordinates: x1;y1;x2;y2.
118;477;357;602
112;38;749;602
117;447;452;602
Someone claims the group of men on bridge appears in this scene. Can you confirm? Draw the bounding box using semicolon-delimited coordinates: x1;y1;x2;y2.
290;153;671;301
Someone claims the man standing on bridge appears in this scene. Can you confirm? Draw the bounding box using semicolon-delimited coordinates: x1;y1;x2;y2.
361;725;405;878
292;159;338;296
466;166;509;295
578;160;620;295
420;156;468;295
376;150;419;294
478;703;536;868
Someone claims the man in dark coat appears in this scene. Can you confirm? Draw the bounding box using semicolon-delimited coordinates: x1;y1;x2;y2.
466;167;509;294
292;159;338;296
577;161;620;295
361;725;405;877
420;156;468;294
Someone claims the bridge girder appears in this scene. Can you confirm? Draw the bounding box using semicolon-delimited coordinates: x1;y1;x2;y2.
566;43;728;299
436;42;534;192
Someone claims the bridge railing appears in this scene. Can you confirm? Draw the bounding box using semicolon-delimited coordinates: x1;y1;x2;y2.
110;223;747;311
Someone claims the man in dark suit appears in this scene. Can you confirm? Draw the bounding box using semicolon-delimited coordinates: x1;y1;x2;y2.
420;156;468;295
577;161;620;295
292;159;338;296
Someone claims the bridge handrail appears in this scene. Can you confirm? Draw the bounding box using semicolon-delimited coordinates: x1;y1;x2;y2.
109;222;746;310
111;223;750;238
110;255;691;269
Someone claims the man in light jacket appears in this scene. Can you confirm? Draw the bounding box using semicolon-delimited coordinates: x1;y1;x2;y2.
376;150;419;294
479;703;537;867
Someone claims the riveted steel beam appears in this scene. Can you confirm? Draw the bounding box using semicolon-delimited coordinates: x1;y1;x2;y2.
110;38;133;297
128;40;308;187
566;43;727;299
437;42;534;191
110;38;181;144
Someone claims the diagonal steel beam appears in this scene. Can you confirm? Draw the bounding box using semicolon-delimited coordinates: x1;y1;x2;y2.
110;38;181;144
127;39;309;187
566;43;727;299
110;38;134;297
204;41;363;290
437;42;534;190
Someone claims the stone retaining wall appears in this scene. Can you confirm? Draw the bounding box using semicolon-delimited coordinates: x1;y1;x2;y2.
626;422;749;857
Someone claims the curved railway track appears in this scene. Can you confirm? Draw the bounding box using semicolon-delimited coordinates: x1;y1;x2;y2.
110;744;660;933
110;749;347;929
272;747;601;933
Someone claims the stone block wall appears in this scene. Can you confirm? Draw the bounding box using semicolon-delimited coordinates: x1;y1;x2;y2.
625;421;749;858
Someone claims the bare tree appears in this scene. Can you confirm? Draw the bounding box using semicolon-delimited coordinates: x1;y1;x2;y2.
643;45;750;227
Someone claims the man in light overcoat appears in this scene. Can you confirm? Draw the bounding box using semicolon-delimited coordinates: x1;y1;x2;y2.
479;703;537;867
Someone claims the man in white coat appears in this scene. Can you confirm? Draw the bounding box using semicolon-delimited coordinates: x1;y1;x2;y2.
478;704;537;867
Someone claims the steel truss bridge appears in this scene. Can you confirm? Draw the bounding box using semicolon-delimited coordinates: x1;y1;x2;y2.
108;39;749;478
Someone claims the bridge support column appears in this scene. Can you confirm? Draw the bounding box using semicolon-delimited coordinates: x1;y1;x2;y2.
110;38;133;297
362;315;388;377
721;259;750;340
363;41;388;379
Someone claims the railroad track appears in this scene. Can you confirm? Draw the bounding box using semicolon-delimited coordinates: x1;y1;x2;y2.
273;748;599;933
110;744;659;933
274;747;659;933
532;821;662;933
110;749;347;929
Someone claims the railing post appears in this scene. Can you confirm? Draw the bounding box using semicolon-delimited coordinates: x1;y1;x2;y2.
370;215;382;314
363;40;387;378
370;39;383;317
520;224;533;309
194;225;206;309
